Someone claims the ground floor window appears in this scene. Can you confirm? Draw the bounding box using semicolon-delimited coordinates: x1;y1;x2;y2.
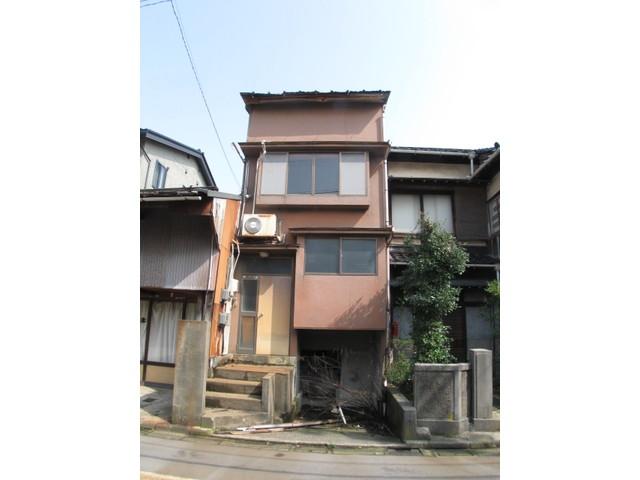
139;292;204;383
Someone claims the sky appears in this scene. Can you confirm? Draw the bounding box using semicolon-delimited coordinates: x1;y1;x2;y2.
141;0;502;193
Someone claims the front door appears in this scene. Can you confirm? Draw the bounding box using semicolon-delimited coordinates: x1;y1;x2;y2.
255;275;291;355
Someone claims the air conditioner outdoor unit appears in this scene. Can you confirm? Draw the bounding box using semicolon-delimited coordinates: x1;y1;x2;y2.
241;214;277;237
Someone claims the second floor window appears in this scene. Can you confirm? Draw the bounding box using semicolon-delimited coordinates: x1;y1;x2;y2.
260;152;367;196
152;162;168;189
305;237;377;275
391;193;454;234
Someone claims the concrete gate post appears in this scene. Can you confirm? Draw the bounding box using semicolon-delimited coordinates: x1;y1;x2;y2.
469;348;499;431
172;320;210;426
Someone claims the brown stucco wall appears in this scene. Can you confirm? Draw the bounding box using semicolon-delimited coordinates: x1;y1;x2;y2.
247;104;384;142
245;152;386;231
292;235;387;330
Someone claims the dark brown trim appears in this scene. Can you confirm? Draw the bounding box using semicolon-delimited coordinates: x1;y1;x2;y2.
140;361;176;368
142;300;153;383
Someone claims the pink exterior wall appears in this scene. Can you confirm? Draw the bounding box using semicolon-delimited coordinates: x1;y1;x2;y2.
247;104;384;142
238;98;389;336
245;153;386;230
292;236;387;330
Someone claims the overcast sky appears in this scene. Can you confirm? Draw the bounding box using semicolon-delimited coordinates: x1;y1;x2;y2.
141;0;502;193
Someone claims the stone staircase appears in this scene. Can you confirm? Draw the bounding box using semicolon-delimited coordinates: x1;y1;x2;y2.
201;360;296;432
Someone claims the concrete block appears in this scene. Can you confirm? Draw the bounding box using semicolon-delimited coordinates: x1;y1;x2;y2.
171;320;209;426
262;373;275;422
385;389;431;442
414;363;469;436
469;349;493;420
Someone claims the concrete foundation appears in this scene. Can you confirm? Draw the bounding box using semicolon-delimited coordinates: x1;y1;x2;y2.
172;320;210;426
414;363;469;436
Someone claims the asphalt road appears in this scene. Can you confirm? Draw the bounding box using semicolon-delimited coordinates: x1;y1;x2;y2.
141;433;499;480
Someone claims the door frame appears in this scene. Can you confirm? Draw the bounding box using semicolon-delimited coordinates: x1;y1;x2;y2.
237;276;259;354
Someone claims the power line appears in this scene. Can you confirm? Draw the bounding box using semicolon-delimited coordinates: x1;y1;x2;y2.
140;0;171;8
168;0;241;189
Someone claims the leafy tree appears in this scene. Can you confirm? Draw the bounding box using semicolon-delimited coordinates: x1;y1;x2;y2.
400;218;469;363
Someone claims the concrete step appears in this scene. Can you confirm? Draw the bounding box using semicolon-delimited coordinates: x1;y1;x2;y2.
200;408;271;432
206;377;262;395
214;363;293;382
205;391;263;411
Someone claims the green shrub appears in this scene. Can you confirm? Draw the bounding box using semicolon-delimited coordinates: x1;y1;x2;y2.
386;339;415;393
400;218;468;364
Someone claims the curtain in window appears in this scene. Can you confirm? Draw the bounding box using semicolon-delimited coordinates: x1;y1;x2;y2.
147;301;182;363
423;195;453;233
140;300;150;361
391;194;421;232
184;298;203;320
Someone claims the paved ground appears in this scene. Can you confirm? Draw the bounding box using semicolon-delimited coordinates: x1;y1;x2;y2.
141;431;500;480
141;385;172;429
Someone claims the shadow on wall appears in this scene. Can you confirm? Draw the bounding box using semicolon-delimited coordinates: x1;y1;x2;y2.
329;287;386;330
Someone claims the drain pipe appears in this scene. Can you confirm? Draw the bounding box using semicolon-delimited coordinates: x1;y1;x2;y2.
469;151;477;176
252;140;266;214
382;145;392;386
233;142;248;237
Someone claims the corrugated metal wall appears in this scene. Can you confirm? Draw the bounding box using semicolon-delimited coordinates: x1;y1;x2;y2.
140;214;214;290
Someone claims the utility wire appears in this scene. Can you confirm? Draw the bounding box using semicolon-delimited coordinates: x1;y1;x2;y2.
140;0;171;8
168;0;241;188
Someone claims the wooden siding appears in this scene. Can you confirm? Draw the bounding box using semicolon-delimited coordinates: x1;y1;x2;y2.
140;215;215;290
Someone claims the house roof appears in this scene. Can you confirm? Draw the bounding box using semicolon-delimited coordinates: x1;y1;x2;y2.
140;187;240;201
140;128;217;190
389;144;499;166
240;90;391;111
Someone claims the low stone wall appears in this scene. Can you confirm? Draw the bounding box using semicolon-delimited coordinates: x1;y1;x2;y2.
385;389;430;443
414;363;469;436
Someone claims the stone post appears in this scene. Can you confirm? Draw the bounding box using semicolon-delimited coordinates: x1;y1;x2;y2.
469;348;499;431
172;320;210;426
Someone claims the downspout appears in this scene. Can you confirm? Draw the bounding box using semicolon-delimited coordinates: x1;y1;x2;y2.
141;143;152;188
233;142;247;236
469;152;476;176
203;201;216;322
383;145;392;387
252;140;266;215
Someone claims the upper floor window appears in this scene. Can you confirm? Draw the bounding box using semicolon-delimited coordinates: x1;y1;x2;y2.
391;193;454;234
152;162;168;189
305;237;377;275
260;152;367;196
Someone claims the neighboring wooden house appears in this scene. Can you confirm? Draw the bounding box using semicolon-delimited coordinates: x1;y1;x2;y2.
140;128;217;190
139;129;239;385
387;145;500;362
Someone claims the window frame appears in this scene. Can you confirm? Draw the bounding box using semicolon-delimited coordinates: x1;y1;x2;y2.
390;191;456;235
304;236;378;276
259;152;368;197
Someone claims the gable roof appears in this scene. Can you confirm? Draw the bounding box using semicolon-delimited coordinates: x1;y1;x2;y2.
140;128;217;190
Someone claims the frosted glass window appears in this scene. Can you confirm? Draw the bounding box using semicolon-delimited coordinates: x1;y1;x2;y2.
339;153;367;195
287;154;313;194
305;238;340;273
391;194;421;233
314;154;339;193
241;278;258;313
342;239;376;274
260;153;287;194
423;194;454;233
